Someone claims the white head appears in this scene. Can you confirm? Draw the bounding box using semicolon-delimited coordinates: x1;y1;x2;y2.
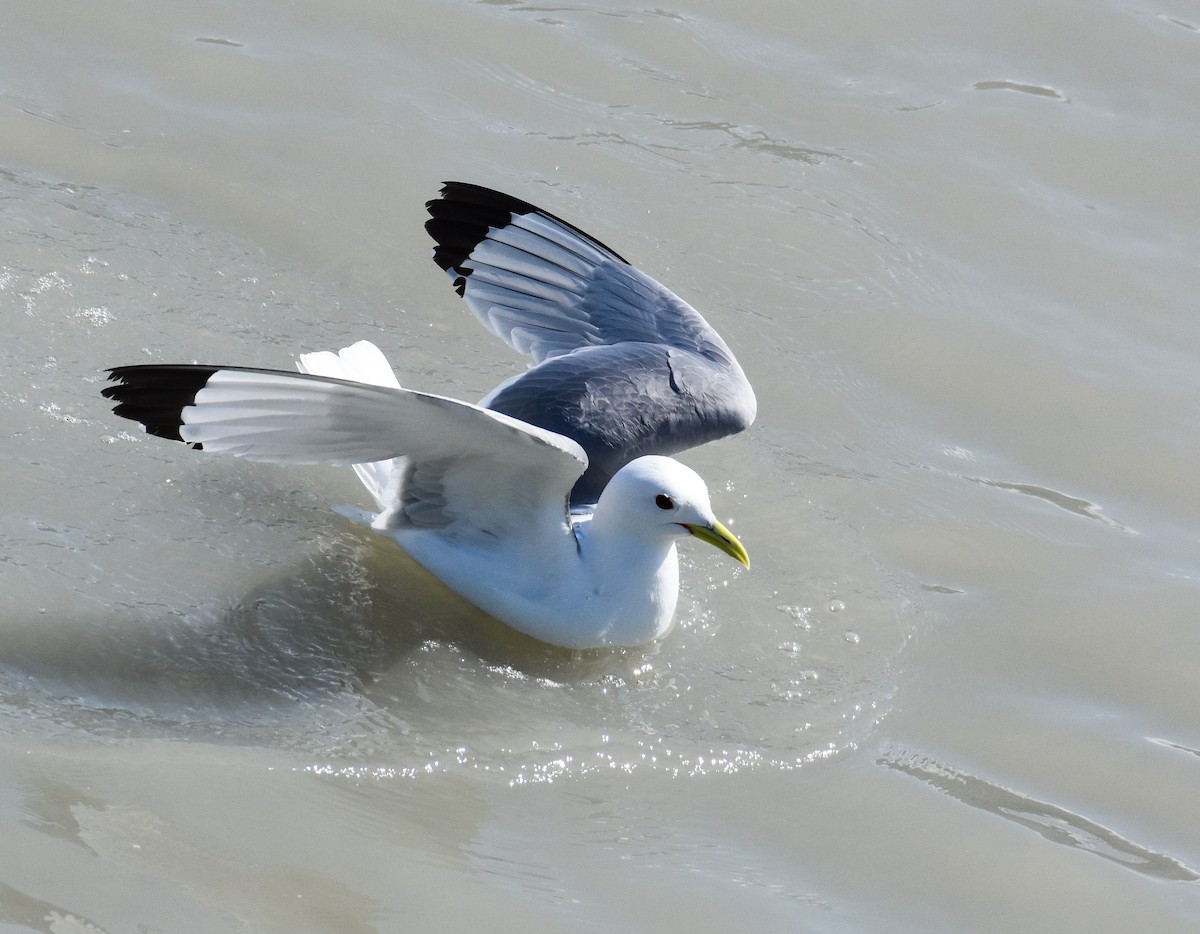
596;456;749;566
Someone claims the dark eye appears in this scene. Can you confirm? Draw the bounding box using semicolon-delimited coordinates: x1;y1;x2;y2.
655;494;674;510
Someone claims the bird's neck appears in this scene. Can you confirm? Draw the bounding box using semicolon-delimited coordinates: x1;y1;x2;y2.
577;514;680;644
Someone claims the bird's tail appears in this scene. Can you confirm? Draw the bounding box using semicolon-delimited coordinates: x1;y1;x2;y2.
295;340;401;509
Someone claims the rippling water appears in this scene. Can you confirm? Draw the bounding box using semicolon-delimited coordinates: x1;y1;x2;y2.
2;1;1199;931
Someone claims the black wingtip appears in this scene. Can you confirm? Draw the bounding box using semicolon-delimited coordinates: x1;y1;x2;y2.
423;181;629;282
425;182;540;277
102;365;219;445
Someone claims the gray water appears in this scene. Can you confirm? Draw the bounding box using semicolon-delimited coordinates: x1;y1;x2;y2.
2;1;1199;931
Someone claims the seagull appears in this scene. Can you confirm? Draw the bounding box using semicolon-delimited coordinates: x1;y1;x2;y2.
102;182;756;648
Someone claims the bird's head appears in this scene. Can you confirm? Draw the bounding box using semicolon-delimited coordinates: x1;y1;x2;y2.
597;456;749;567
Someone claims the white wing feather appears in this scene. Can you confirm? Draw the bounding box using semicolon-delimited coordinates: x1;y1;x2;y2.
175;355;586;543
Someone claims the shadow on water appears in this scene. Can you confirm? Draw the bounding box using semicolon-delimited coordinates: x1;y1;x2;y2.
0;526;627;748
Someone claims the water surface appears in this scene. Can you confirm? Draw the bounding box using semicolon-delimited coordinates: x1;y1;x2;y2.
1;1;1198;931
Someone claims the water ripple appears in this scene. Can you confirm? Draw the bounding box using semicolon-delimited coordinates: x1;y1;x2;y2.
880;750;1199;883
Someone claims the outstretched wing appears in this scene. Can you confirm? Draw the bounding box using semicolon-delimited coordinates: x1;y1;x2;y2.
424;181;756;503
102;363;586;540
424;181;744;367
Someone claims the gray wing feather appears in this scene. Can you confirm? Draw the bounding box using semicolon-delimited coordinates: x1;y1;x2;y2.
483;343;753;503
425;182;756;504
